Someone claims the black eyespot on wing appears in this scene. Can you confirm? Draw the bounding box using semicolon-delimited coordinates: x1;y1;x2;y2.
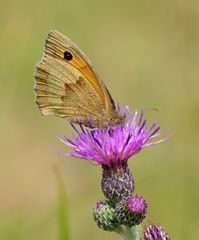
64;51;73;61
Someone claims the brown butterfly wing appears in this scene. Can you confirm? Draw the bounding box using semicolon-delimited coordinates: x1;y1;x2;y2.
34;30;117;126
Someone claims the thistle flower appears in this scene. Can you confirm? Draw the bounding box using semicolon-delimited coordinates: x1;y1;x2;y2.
58;107;167;167
144;224;170;240
55;105;171;238
116;195;147;227
57;106;168;202
93;200;118;231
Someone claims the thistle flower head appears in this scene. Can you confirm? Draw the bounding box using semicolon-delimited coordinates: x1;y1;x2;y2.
127;195;147;214
58;106;168;168
144;224;170;240
116;195;147;227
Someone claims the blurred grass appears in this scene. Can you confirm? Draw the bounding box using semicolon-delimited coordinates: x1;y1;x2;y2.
0;0;199;239
54;166;69;240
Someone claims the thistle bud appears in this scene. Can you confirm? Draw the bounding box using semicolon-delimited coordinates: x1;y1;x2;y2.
116;195;147;227
93;200;118;231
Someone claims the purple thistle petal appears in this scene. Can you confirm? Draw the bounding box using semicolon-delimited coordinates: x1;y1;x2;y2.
146;118;159;134
117;103;121;113
138;109;144;126
87;117;94;128
54;134;74;147
145;135;172;147
138;119;146;135
63;135;76;146
77;119;86;134
147;126;161;139
150;129;171;139
70;122;81;135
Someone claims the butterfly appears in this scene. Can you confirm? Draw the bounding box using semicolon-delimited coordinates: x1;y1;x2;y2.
34;30;125;128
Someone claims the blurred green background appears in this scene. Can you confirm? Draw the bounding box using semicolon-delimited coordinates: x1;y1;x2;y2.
1;0;199;239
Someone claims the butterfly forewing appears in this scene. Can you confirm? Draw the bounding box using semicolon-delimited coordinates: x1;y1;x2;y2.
34;30;119;127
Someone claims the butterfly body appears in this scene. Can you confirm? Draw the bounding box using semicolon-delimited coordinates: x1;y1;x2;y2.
34;30;124;128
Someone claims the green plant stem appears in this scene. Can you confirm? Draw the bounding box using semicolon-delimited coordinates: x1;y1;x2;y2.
115;225;141;240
